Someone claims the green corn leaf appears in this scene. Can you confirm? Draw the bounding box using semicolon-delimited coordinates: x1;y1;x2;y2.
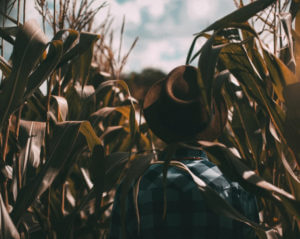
65;84;96;120
186;33;208;64
226;81;263;166
0;55;12;77
89;106;117;127
11;120;101;225
79;121;102;151
12;120;46;200
89;144;105;187
52;29;79;54
99;126;124;142
93;79;132;99
281;150;300;201
0;20;48;131
62;151;129;238
24;40;63;101
283;82;300;160
198;33;228;108
280;13;296;70
129;104;136;143
72;41;94;87
240;26;268;82
219;44;285;140
0;26;16;44
90;149;129;193
50;95;68;122
200;0;276;33
0;195;20;239
0;26;18;36
200;141;300;221
263;49;298;102
103;152;130;192
57;32;100;68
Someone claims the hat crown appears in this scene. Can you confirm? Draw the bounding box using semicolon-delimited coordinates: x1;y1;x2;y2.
143;65;227;143
167;66;200;103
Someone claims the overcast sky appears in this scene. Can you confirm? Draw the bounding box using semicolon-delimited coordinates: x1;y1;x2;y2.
28;0;237;74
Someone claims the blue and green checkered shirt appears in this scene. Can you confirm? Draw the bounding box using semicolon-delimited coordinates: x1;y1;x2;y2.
109;148;259;239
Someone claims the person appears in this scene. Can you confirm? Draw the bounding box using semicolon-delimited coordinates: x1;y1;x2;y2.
108;65;259;239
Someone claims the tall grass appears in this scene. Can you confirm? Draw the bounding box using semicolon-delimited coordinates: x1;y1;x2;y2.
0;1;144;238
1;0;300;238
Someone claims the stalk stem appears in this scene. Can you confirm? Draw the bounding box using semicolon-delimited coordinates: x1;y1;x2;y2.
23;0;26;23
15;105;23;191
1;119;10;209
295;5;300;81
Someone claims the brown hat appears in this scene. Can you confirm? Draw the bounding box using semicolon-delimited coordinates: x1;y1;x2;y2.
143;65;227;143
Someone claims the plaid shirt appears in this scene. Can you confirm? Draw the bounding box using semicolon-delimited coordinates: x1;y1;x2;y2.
109;148;259;239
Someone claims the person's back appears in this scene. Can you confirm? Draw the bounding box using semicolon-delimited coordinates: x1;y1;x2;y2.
108;65;259;239
109;148;258;239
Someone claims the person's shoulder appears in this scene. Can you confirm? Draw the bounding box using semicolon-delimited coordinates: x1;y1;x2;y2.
185;159;232;190
139;162;194;191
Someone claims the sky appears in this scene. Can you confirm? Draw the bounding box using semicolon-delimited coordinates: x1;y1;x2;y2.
27;0;237;74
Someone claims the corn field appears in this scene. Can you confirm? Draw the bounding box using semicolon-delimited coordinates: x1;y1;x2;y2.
0;0;300;238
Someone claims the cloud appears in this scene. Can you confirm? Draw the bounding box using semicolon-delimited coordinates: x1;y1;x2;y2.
138;0;171;18
26;1;44;24
95;1;237;74
109;1;142;25
97;0;171;28
123;36;192;73
187;0;218;20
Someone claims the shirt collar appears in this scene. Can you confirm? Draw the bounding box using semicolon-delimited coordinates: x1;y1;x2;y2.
160;147;207;161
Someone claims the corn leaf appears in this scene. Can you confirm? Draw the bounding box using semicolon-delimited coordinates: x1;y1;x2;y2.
24;40;63;101
281;152;300;201
200;141;300;221
280;13;296;71
65;84;96;120
99;126;123;141
263;49;297;102
93;80;132;99
0;195;20;239
186;33;208;64
198;33;227;108
12;120;46;200
57;32;100;68
50;95;68;122
52;29;79;54
72;41;94;87
0;55;12;77
89;145;105;187
227;86;263;165
89;106;116;127
90;149;129;193
200;0;276;33
0;26;16;44
79;121;102;151
283;82;300;158
103;151;130;192
219;44;285;139
0;26;18;36
154;160;274;239
11;120;100;224
0;20;48;130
